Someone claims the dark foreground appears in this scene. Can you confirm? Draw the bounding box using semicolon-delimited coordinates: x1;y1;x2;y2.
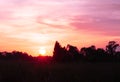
0;61;120;82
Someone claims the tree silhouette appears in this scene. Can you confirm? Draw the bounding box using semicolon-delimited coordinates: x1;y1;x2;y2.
80;47;86;56
106;41;119;55
83;45;96;61
0;51;33;61
0;40;120;62
53;41;65;62
66;44;82;61
96;48;106;61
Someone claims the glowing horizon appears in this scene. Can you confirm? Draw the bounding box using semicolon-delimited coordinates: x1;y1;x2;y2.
0;0;120;56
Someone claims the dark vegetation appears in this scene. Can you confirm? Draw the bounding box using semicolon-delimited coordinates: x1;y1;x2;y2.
53;41;120;62
0;41;120;82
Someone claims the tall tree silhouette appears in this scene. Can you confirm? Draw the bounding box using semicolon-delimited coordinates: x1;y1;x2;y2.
106;41;119;55
53;41;65;62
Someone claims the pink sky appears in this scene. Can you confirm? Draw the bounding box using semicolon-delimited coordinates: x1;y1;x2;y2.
0;0;120;56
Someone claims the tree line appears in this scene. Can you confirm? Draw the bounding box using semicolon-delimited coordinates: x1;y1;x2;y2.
0;41;120;62
53;41;120;62
0;51;33;61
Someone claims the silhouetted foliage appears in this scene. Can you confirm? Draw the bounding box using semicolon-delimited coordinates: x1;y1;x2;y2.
53;41;64;62
106;41;119;55
53;41;120;62
0;51;33;61
66;44;80;61
0;40;120;62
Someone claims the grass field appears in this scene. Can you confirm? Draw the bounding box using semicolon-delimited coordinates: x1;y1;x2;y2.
0;60;120;82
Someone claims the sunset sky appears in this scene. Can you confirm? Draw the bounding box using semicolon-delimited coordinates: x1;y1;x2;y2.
0;0;120;56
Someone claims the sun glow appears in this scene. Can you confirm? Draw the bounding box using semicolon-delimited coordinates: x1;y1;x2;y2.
39;47;46;56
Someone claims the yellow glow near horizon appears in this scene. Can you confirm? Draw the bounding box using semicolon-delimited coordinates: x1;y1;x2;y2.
39;47;46;56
